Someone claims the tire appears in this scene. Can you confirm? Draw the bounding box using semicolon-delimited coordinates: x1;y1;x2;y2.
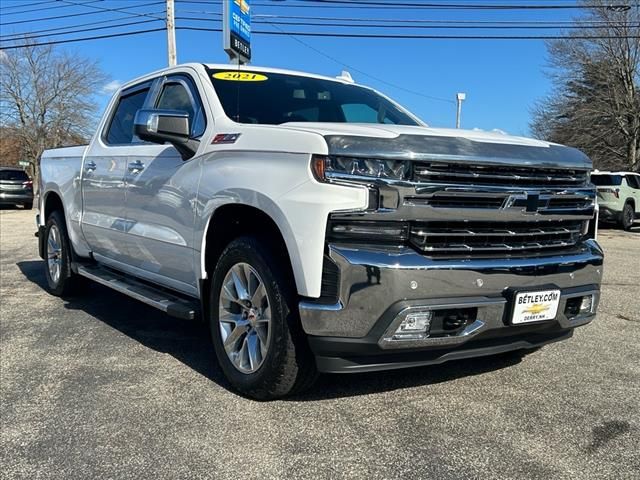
24;202;33;210
44;210;80;296
208;236;317;400
620;202;634;231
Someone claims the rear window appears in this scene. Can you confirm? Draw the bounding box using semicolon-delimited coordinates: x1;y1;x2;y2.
208;68;419;126
591;174;622;186
0;170;29;181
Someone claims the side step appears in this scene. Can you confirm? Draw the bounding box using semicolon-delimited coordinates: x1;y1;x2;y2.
76;265;199;320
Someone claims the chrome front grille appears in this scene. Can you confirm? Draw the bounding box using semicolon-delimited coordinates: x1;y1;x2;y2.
413;162;589;187
410;221;585;254
405;193;594;212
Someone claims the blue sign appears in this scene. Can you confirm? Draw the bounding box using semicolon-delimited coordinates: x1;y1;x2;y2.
224;0;251;62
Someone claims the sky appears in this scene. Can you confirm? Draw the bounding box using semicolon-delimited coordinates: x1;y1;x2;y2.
0;0;588;136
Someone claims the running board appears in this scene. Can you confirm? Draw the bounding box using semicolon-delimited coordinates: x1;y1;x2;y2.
76;265;199;320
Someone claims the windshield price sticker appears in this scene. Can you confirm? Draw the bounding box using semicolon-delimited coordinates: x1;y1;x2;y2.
511;289;561;324
213;72;268;82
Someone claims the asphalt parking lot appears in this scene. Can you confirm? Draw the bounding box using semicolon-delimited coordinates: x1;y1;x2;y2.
1;208;639;480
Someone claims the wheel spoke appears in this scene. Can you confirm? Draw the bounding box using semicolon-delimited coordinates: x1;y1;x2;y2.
218;310;242;326
255;324;268;352
231;267;249;301
250;282;266;309
244;264;257;298
221;281;244;308
247;333;260;370
223;324;248;354
238;336;250;370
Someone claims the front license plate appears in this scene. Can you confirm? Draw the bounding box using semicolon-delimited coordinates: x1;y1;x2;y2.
511;289;561;324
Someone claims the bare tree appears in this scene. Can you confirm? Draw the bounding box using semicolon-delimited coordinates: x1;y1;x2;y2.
531;1;640;171
0;41;107;187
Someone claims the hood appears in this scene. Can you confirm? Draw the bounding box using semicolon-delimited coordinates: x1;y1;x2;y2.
280;122;591;170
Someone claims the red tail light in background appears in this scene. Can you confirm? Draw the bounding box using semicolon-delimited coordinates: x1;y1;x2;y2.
23;180;33;188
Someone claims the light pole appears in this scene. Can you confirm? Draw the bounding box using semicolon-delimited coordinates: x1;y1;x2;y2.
456;92;466;129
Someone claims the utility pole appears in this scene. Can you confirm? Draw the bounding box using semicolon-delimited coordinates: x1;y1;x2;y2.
456;92;466;129
166;0;177;66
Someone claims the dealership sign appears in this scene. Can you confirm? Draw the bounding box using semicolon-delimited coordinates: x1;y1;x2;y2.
223;0;251;63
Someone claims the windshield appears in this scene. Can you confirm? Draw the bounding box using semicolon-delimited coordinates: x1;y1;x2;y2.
208;68;420;126
591;174;622;186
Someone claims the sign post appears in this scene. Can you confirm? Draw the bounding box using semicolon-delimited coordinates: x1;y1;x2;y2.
223;0;251;64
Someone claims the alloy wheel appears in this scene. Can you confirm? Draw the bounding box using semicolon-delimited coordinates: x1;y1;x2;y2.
218;263;271;374
47;224;62;285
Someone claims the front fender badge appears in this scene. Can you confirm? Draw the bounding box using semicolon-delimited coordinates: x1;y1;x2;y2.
212;133;241;144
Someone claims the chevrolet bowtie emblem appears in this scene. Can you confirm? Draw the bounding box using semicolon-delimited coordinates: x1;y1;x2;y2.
505;193;548;213
525;193;540;213
523;303;550;315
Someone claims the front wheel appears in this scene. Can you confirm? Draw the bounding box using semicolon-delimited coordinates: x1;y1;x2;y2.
209;236;316;400
620;203;635;230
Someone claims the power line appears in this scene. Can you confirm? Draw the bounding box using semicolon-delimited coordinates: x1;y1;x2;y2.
0;18;161;43
177;0;639;10
0;0;103;16
0;0;57;11
0;0;164;26
0;10;166;40
2;24;638;51
252;14;638;26
279;0;638;10
176;16;640;30
264;20;455;104
57;0;165;21
180;9;637;26
0;27;167;49
176;24;640;38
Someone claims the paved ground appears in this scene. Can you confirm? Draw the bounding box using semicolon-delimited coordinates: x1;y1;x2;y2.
1;207;639;480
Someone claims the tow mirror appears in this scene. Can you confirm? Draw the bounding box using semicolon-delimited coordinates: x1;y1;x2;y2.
133;109;197;160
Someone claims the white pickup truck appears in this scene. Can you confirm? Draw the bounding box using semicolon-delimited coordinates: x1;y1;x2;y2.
38;63;603;399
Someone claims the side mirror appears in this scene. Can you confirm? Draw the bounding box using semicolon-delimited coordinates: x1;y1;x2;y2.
133;109;197;160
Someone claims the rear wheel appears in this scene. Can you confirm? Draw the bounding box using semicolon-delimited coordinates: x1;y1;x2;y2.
209;236;316;400
620;202;634;230
44;211;80;296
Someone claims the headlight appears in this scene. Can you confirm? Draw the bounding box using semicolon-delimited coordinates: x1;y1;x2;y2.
312;155;409;182
327;219;409;243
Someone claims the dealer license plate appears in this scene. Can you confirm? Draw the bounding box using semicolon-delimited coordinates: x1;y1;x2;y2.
511;289;561;324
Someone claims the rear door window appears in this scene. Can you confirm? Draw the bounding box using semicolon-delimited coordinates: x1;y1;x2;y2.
105;87;150;145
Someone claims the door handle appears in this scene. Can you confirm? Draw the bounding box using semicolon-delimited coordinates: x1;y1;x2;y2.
128;160;145;174
84;160;97;172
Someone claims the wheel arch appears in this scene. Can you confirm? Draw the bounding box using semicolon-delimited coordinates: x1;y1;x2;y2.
43;190;65;222
624;197;636;211
199;200;304;297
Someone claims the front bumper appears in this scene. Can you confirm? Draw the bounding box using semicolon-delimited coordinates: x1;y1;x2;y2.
300;240;603;373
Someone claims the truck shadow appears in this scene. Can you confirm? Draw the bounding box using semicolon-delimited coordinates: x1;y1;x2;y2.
17;260;524;401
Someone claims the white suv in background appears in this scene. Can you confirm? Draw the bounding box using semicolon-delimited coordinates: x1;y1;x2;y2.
592;171;640;230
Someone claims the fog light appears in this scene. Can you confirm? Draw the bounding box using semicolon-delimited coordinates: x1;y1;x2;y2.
579;295;594;314
393;310;432;340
